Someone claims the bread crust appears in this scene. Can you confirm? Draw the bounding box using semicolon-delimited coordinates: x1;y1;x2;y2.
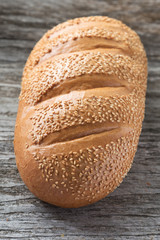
14;16;147;208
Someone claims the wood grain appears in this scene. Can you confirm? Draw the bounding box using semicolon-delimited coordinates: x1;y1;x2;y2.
0;0;160;239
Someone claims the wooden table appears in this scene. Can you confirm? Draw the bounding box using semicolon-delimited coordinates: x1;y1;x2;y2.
0;0;160;239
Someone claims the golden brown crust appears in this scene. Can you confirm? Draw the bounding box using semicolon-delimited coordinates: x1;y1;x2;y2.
14;16;147;208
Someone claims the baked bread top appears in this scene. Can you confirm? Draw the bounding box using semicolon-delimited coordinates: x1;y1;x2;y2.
14;16;147;208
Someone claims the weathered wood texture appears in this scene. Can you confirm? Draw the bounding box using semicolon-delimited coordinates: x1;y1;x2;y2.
0;0;160;239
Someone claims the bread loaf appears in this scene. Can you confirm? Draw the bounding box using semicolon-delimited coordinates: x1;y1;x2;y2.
14;16;147;208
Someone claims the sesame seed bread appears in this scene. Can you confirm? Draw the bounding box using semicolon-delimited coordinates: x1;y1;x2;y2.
14;16;147;208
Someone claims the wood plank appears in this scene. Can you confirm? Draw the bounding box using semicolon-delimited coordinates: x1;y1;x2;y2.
0;0;160;239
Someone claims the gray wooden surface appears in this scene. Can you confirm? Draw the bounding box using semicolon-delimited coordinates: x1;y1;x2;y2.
0;0;160;239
